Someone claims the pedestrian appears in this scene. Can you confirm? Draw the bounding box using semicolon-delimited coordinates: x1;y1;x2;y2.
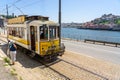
9;40;17;65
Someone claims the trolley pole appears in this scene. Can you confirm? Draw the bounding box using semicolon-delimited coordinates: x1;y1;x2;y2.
59;0;61;46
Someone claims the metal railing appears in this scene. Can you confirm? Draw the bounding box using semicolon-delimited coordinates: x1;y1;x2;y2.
61;33;120;43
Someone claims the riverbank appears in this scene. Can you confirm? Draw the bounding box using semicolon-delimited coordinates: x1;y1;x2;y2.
77;27;120;31
62;27;120;31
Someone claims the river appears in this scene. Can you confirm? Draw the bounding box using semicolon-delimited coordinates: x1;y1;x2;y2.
61;28;120;43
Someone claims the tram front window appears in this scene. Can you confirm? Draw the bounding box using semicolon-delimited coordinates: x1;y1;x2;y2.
49;26;57;39
40;26;57;40
40;26;48;40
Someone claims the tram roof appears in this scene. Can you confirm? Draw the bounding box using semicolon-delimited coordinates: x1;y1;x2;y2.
7;15;49;24
7;20;59;27
7;15;59;27
28;20;59;26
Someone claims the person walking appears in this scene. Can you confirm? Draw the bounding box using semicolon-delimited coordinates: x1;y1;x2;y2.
9;40;17;65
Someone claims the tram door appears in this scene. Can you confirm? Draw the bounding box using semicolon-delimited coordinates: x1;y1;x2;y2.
30;26;35;51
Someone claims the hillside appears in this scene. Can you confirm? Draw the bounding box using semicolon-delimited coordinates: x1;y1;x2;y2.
63;14;120;31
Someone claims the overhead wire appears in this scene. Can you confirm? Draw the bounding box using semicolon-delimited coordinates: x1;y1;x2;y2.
9;0;44;15
1;0;46;16
12;4;24;15
1;0;22;14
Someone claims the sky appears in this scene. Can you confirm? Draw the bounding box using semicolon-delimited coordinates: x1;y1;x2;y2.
0;0;120;23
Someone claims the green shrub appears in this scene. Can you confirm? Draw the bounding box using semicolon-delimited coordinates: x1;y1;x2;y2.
10;68;17;76
3;57;10;64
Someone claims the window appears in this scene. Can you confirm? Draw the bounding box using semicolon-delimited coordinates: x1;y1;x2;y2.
8;27;25;39
49;26;56;39
8;28;12;35
18;28;21;38
40;26;48;40
39;25;58;40
12;28;16;36
21;28;24;38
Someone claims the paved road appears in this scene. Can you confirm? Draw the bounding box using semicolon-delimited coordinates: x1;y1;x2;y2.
62;40;120;64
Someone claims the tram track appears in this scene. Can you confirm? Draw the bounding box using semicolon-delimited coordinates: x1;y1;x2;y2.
29;54;71;80
58;58;108;80
30;54;108;80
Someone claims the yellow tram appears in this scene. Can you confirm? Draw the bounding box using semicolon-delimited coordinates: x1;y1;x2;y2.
7;15;65;60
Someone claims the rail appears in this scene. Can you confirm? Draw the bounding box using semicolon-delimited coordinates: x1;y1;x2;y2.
84;39;120;47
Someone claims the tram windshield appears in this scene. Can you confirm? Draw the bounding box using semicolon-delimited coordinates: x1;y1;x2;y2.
49;26;57;39
40;25;58;40
40;26;48;40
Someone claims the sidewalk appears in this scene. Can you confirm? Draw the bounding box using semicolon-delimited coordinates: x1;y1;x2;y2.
0;47;17;80
0;33;18;80
0;59;17;80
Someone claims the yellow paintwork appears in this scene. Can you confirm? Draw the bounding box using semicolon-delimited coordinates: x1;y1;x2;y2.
8;16;25;24
8;35;29;45
35;42;38;51
35;39;59;56
40;39;59;56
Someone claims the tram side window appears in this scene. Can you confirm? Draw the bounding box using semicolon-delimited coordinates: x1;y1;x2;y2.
14;27;24;38
12;28;16;36
8;28;12;35
10;27;25;38
16;27;22;38
18;28;21;38
19;28;22;38
21;28;25;38
16;28;19;37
